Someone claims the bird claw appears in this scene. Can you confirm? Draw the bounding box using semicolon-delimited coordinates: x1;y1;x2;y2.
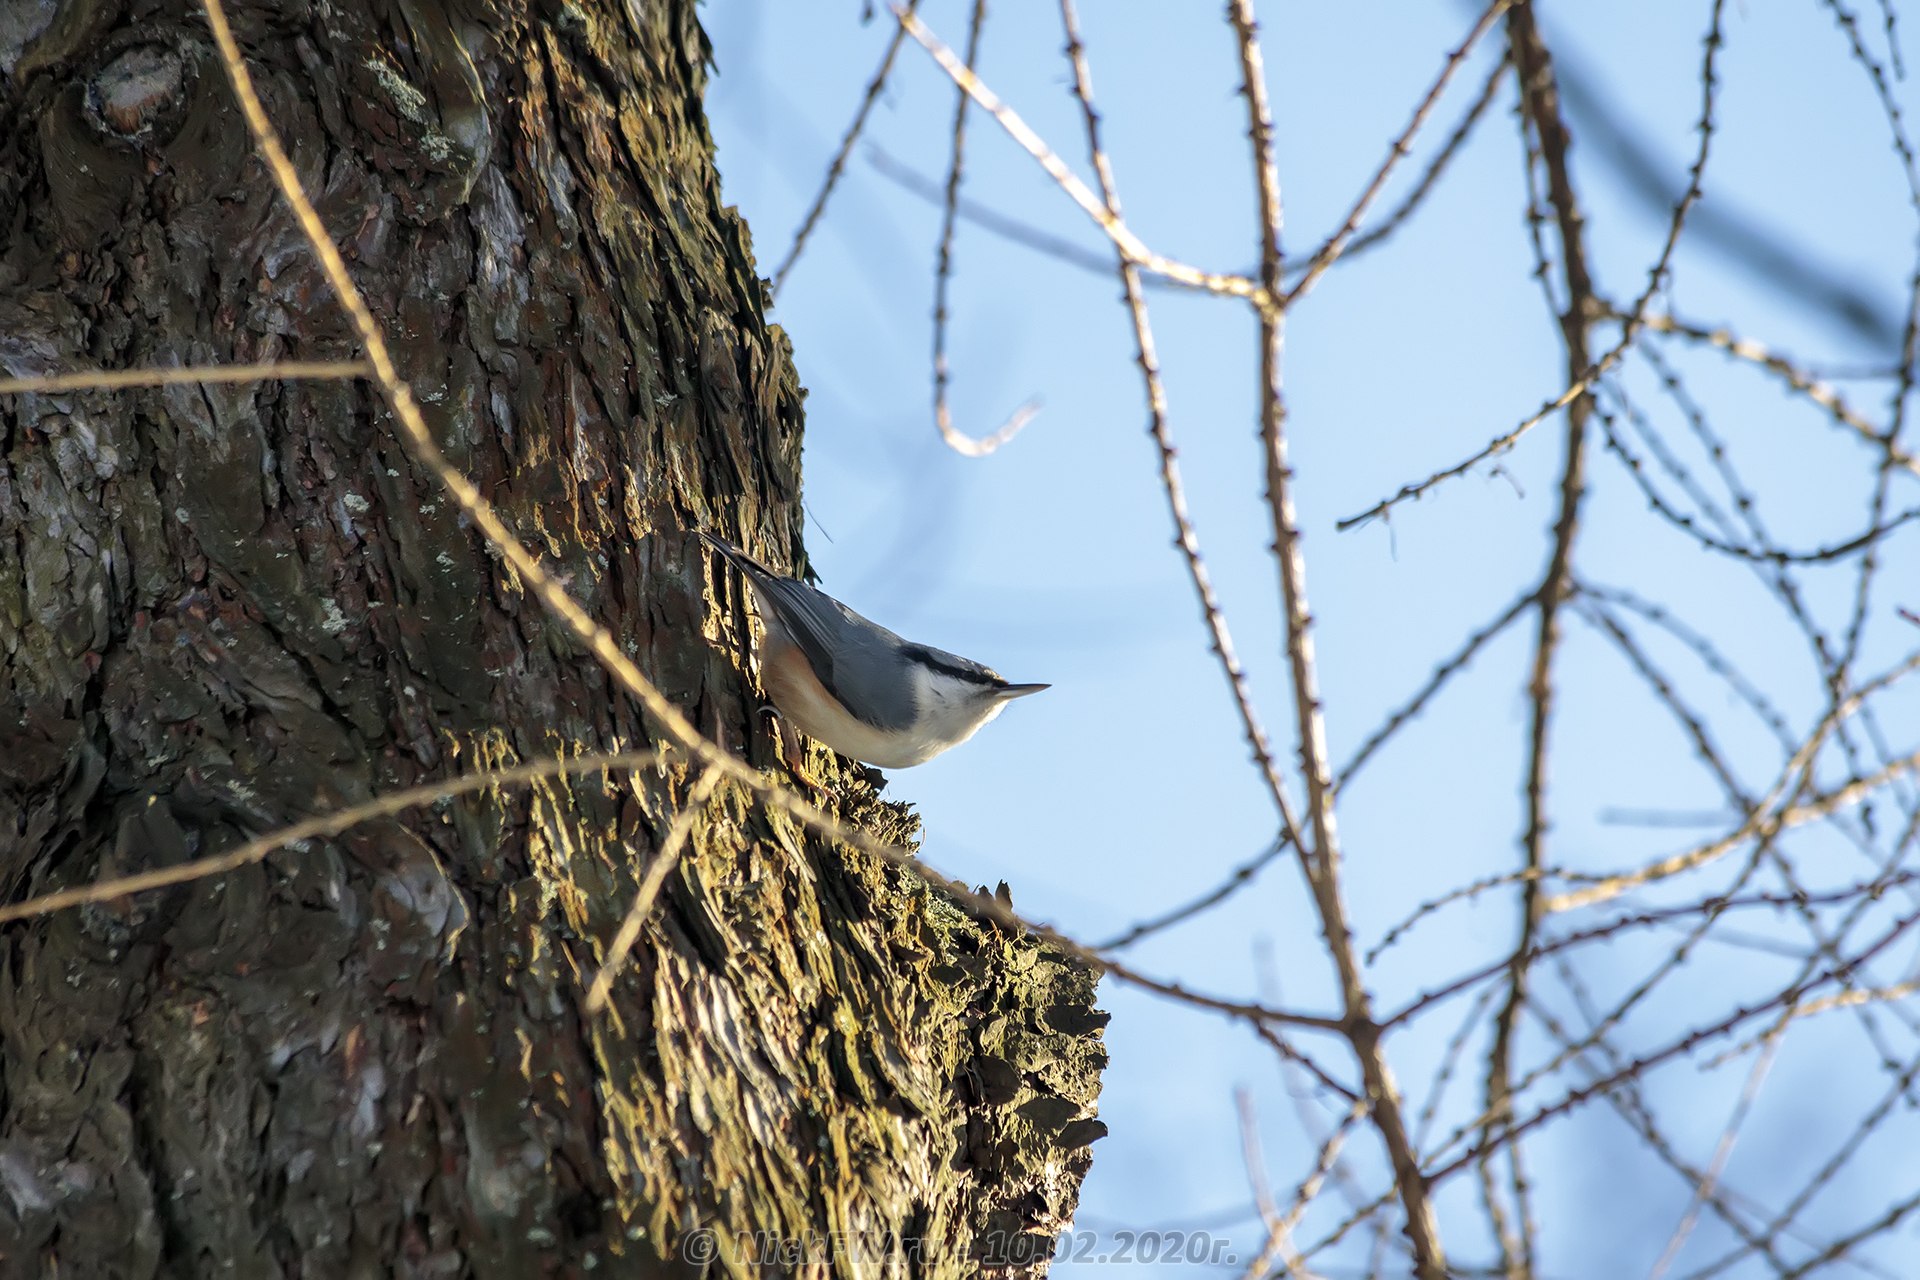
760;704;833;800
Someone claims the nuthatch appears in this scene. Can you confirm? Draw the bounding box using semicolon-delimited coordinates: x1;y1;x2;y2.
697;531;1047;768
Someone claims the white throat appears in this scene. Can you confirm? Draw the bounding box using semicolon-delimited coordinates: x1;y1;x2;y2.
902;666;1011;764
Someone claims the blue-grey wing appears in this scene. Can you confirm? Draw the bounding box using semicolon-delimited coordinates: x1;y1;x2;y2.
752;575;922;731
700;532;918;731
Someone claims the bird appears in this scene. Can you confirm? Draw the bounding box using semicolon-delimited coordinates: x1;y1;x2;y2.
696;531;1047;769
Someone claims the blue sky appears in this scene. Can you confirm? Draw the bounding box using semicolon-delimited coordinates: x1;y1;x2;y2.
703;3;1920;1275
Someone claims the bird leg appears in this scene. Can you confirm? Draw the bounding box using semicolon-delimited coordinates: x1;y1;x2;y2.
758;704;832;799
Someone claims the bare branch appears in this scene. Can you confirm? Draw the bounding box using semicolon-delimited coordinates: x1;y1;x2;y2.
1285;0;1512;307
584;765;726;1014
893;4;1266;304
0;360;369;395
0;751;665;925
1229;0;1449;1273
1058;0;1310;936
771;0;922;296
927;0;1043;457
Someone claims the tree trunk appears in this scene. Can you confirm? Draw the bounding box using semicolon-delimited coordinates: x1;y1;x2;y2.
0;2;1106;1275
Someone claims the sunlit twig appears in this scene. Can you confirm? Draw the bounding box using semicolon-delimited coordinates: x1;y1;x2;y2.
0;360;369;395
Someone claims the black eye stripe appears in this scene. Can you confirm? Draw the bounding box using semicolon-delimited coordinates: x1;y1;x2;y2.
901;644;1002;687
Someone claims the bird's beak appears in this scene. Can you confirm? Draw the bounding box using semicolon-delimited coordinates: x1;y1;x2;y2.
997;683;1050;699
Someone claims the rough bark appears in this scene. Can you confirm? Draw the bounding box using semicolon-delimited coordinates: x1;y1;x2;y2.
0;1;1106;1275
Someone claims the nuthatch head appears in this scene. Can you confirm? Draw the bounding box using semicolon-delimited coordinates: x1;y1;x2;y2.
697;531;1047;768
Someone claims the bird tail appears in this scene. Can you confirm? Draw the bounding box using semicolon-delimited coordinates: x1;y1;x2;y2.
695;529;781;585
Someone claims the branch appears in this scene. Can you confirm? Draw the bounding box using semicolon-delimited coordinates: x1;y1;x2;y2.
1058;0;1310;929
927;0;1043;457
893;4;1266;305
771;0;922;296
1228;1;1449;1274
1285;0;1512;307
0;751;665;925
584;765;725;1013
0;360;369;394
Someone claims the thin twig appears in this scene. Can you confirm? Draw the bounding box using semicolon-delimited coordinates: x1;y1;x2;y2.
1340;0;1727;532
0;360;369;395
927;0;1042;457
1229;1;1448;1274
1384;875;1920;1029
1331;52;1511;270
584;766;725;1013
1548;1006;1842;1280
1688;1035;1920;1279
1704;982;1920;1069
1236;1091;1293;1280
1059;0;1309;924
1596;382;1920;565
1285;0;1511;307
1428;906;1920;1183
893;4;1266;305
1548;652;1920;912
1097;836;1285;951
1481;9;1611;1268
770;0;922;296
865;140;1143;280
1631;308;1908;469
0;751;665;925
1104;583;1534;955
